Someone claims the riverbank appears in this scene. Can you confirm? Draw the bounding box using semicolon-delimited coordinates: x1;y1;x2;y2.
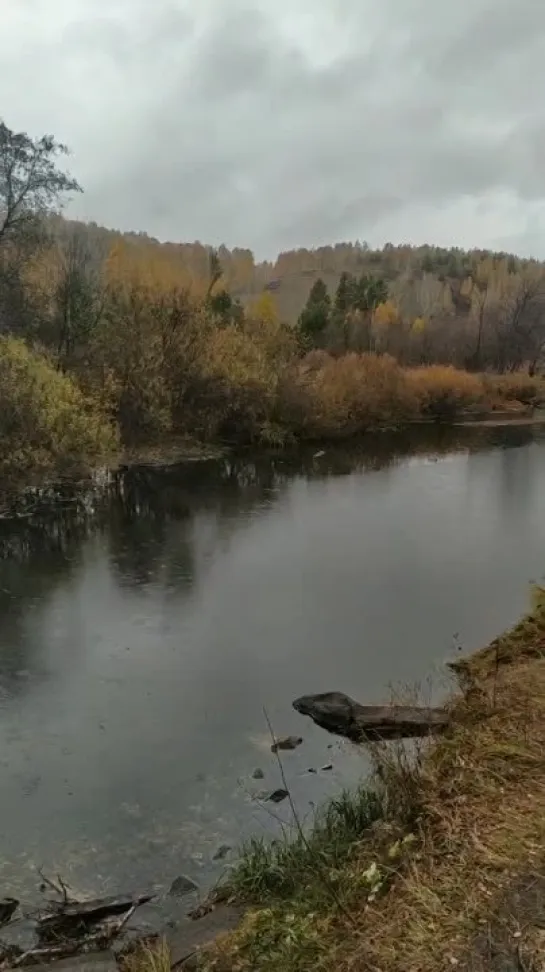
178;588;545;972
2;331;545;485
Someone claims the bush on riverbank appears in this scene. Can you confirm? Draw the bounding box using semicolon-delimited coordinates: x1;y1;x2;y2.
0;336;118;476
193;591;545;972
483;372;545;409
407;364;488;421
285;352;419;437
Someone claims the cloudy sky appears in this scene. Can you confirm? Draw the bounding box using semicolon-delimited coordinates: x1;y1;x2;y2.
2;0;545;259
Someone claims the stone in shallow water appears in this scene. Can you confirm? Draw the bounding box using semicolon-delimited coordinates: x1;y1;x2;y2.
267;788;289;804
270;735;303;753
169;876;199;899
20;951;117;972
165;905;243;969
0;897;18;925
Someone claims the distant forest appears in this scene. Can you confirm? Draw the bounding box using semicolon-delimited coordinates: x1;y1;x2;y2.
7;213;540;376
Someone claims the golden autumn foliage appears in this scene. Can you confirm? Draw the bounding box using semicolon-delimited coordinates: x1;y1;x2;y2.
373;299;400;328
105;240;195;299
0;335;117;476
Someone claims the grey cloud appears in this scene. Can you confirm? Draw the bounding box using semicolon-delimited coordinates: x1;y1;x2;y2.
2;0;545;257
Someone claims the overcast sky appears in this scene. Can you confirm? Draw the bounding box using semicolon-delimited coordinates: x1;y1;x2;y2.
2;0;545;259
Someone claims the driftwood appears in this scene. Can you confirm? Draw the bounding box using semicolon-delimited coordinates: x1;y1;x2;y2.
293;692;450;741
38;893;152;943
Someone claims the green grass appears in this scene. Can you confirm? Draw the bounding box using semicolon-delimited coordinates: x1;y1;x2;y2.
230;785;384;903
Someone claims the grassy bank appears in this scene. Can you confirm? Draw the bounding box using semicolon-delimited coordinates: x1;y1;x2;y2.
166;588;545;971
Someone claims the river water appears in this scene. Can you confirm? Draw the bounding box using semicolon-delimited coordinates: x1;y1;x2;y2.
1;425;544;902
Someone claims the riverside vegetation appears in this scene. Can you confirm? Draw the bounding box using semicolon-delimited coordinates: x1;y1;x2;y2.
128;586;545;972
2;119;545;479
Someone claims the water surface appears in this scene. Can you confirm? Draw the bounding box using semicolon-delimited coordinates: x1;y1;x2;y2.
1;425;544;900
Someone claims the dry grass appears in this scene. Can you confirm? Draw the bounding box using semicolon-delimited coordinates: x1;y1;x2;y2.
121;939;172;972
200;594;545;972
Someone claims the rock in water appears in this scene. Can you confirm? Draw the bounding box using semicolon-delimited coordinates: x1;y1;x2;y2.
169;875;199;898
213;845;232;861
0;897;18;925
165;905;243;969
268;788;289;804
271;735;303;753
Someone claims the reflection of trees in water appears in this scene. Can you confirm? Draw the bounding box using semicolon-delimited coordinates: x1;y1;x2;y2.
465;425;540;519
0;424;540;672
0;483;108;691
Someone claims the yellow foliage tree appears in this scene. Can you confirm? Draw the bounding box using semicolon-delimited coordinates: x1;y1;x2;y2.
247;291;279;325
373;299;400;327
411;316;427;333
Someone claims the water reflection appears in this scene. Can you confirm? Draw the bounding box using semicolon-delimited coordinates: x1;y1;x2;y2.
0;424;544;901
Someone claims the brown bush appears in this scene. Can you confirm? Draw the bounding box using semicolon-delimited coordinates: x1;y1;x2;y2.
482;373;545;409
289;352;419;437
408;365;487;421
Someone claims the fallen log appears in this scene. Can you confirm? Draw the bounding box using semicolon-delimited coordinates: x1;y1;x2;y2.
292;692;450;741
38;893;153;942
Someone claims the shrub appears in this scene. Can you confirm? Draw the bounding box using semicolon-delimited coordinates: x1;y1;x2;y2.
290;352;419;437
408;365;487;421
0;336;118;475
482;373;545;408
197;323;283;443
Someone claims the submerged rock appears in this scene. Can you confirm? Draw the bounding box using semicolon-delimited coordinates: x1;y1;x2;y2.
169;876;199;899
267;788;289;804
25;951;118;972
270;735;303;753
165;904;243;969
0;897;18;925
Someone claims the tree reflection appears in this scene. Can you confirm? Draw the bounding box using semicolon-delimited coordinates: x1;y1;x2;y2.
0;423;540;689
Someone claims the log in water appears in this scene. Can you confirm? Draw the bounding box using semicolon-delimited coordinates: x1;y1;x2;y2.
293;691;450;741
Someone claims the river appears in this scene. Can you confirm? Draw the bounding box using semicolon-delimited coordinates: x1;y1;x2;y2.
1;424;544;903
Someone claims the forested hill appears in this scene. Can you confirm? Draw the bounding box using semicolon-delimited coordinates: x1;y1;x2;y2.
50;215;539;325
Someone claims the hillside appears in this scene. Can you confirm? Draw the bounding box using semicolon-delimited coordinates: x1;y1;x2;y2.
49;215;539;326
